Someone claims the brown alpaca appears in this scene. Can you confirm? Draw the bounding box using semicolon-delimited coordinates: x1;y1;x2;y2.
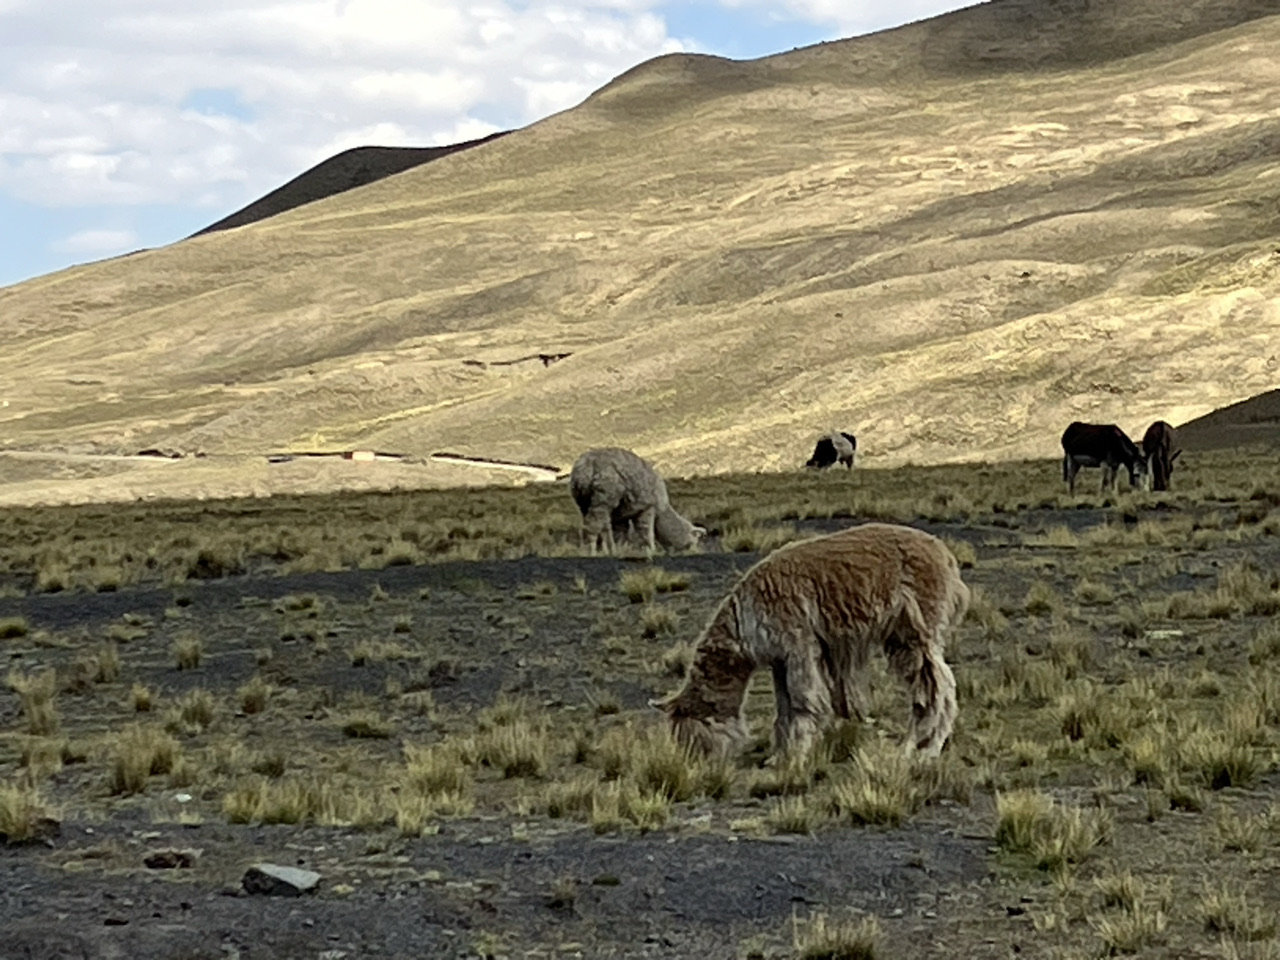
652;523;969;760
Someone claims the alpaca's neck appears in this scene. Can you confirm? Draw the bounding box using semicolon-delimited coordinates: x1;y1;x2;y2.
679;620;754;721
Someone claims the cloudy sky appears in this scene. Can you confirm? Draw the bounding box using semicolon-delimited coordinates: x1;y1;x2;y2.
0;0;979;289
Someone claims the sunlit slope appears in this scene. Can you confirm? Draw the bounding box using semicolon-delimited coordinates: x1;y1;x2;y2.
2;0;1280;495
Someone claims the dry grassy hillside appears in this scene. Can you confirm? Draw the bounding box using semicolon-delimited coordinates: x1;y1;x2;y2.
3;0;1280;504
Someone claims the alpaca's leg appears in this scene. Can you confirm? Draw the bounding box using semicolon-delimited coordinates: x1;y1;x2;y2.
770;661;793;754
892;637;957;757
583;503;612;556
635;507;658;556
1101;463;1116;493
775;646;833;759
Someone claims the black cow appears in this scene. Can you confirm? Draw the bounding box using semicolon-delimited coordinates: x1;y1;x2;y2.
805;431;857;470
1141;420;1181;492
1061;422;1149;494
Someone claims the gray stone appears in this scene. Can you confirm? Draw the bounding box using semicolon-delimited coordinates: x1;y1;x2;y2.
241;863;321;897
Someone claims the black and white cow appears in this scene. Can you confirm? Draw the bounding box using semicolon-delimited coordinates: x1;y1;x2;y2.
805;431;857;470
1061;422;1149;494
1141;421;1181;492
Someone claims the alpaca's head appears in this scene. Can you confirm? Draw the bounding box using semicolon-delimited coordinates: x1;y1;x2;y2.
649;691;750;757
654;507;705;551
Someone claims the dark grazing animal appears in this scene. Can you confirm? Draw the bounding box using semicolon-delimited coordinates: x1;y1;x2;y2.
569;448;704;555
1061;422;1149;494
652;523;968;761
1141;420;1181;492
805;431;857;469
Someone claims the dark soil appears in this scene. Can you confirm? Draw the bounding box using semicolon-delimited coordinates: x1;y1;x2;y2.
4;500;1280;959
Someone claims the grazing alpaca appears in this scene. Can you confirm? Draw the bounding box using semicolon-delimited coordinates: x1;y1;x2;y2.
805;431;857;470
569;447;704;555
652;523;968;760
1141;420;1181;492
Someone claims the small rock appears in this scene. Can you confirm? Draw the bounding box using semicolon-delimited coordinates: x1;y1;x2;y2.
241;863;322;897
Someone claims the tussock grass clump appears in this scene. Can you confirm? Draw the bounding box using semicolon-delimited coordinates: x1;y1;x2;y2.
476;694;532;729
720;524;797;554
1046;627;1094;679
588;780;669;834
831;745;922;827
238;675;271;714
1250;623;1280;665
1166;560;1280;620
35;564;69;594
403;742;472;797
0;616;29;639
792;912;881;960
166;688;217;735
274;593;322;614
766;795;825;835
659;640;695;678
995;790;1111;871
1093;900;1168;955
341;712;395;739
749;751;825;799
130;683;154;713
1181;725;1267;791
1073;579;1116;606
172;634;202;670
964;586;1008;639
619;567;691;603
1054;680;1130;749
109;725;182;795
469;719;552;778
7;668;59;735
94;642;120;683
394;788;473;836
1123;733;1175;787
607;724;699;800
0;783;56;844
639;603;678;638
1200;883;1277;941
222;775;384;827
942;538;977;568
587;688;622;717
1118;605;1148;640
1094;869;1145;912
250;749;288;778
1037;525;1080;548
1216;807;1267;854
545;773;600;819
1024;580;1064;617
19;737;84;780
592;722;727;803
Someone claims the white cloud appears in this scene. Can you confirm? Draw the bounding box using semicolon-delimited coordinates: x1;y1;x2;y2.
0;0;983;286
719;0;980;35
0;0;686;214
53;227;139;254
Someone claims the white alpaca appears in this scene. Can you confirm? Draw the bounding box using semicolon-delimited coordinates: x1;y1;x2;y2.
569;448;704;555
653;523;968;760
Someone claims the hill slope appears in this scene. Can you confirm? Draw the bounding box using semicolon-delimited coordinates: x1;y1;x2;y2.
192;134;510;236
3;0;1280;503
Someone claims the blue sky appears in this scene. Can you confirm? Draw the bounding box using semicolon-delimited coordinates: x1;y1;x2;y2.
0;1;978;290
